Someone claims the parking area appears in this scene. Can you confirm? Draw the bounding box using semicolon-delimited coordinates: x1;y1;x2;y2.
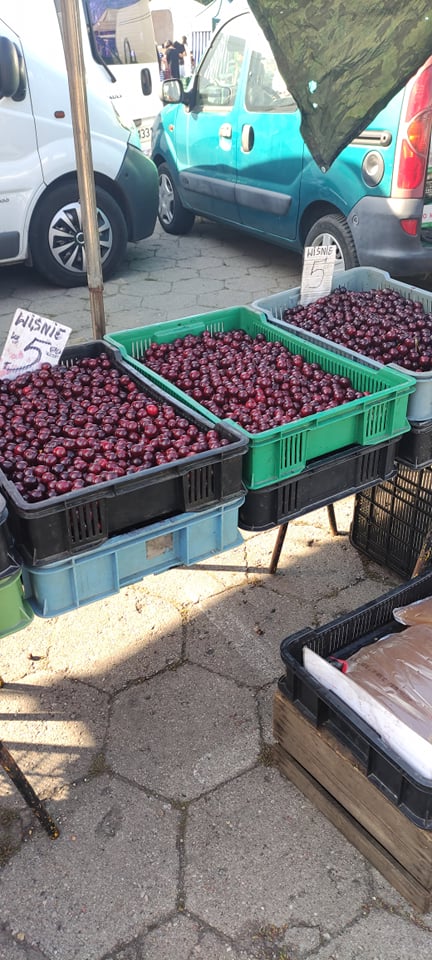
0;219;303;343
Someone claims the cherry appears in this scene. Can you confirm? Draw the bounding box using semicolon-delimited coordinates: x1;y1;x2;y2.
140;328;365;435
0;352;226;502
283;287;432;373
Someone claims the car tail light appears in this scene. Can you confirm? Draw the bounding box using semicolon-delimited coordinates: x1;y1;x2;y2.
400;218;419;235
394;59;432;196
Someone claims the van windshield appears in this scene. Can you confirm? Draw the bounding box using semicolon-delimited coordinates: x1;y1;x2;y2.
85;0;156;65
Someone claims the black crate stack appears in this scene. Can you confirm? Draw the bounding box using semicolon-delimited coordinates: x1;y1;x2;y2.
351;424;432;579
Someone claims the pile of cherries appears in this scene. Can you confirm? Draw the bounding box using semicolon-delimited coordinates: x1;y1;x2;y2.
0;353;228;503
283;287;432;371
141;329;366;433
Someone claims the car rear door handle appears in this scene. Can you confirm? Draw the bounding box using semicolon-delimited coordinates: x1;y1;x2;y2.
241;124;254;152
219;123;232;139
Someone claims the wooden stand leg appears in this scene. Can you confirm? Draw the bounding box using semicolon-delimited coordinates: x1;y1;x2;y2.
269;522;288;574
326;503;338;536
0;741;59;839
270;504;339;574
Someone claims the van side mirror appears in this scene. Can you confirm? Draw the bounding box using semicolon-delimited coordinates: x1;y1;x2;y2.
160;78;192;106
0;36;26;101
161;78;182;104
141;67;152;97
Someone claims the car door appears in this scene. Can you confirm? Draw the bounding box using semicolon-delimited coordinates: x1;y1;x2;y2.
234;20;305;243
174;14;249;224
0;22;43;263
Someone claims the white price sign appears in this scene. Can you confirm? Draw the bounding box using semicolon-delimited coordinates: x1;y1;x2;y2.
0;308;72;379
300;245;337;306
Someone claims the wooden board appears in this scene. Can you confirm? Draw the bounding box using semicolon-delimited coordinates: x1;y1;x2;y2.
273;689;432;910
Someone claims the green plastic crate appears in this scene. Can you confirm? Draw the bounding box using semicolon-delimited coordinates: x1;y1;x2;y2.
0;568;34;638
105;306;416;490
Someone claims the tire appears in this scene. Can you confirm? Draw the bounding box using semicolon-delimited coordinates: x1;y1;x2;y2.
29;182;128;287
157;162;195;235
304;213;359;273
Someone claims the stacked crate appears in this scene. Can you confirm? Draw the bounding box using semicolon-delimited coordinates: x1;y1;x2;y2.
105;305;414;534
0;342;247;621
275;569;432;911
252;267;432;573
242;268;432;907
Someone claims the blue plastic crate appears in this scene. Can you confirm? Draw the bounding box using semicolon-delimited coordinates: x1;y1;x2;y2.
22;497;244;618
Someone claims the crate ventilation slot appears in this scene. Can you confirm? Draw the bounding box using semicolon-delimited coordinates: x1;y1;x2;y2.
187;465;216;506
280;434;305;473
67;501;105;545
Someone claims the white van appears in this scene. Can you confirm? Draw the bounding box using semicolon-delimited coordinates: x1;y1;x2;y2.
0;0;159;287
87;0;162;155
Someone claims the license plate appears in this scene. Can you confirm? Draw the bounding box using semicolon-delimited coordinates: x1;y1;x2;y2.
136;123;152;154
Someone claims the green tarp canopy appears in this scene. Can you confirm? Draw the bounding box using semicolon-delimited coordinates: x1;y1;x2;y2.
246;0;432;169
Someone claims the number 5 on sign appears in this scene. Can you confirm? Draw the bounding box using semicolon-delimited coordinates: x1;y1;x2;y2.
0;309;72;379
300;245;337;306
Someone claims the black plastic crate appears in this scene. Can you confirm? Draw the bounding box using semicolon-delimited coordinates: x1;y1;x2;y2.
0;342;247;566
396;419;432;469
350;463;432;578
279;567;432;828
238;438;398;531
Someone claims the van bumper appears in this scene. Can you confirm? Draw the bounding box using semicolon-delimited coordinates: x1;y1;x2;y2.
116;143;159;242
348;196;432;277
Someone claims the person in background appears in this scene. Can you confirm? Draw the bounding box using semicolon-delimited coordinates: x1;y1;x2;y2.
173;36;186;77
176;35;193;80
156;43;165;80
164;40;180;80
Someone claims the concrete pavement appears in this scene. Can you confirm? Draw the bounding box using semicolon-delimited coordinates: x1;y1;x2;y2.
0;221;430;960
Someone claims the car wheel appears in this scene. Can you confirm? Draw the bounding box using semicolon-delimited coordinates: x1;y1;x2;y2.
158;162;195;235
29;182;128;287
304;214;359;273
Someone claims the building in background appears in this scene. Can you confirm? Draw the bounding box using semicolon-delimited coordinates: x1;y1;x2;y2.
149;0;203;54
190;0;248;65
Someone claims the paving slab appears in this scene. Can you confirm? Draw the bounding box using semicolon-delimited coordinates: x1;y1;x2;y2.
0;674;108;805
312;912;432;959
108;662;259;800
186;583;305;685
0;777;179;960
27;587;184;694
185;766;370;939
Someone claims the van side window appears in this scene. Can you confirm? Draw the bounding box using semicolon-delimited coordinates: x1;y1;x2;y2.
195;26;246;111
84;0;157;66
245;42;297;113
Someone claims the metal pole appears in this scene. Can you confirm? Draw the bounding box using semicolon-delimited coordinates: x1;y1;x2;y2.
59;0;106;339
0;741;60;839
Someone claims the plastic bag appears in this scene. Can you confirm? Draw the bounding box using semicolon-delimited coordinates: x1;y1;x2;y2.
347;624;432;742
393;595;432;626
303;643;432;777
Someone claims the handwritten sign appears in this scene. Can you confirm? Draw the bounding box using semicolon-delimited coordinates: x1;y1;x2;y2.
0;308;72;379
300;245;337;306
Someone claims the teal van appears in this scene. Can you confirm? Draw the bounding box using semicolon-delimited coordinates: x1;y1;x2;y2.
151;8;432;275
